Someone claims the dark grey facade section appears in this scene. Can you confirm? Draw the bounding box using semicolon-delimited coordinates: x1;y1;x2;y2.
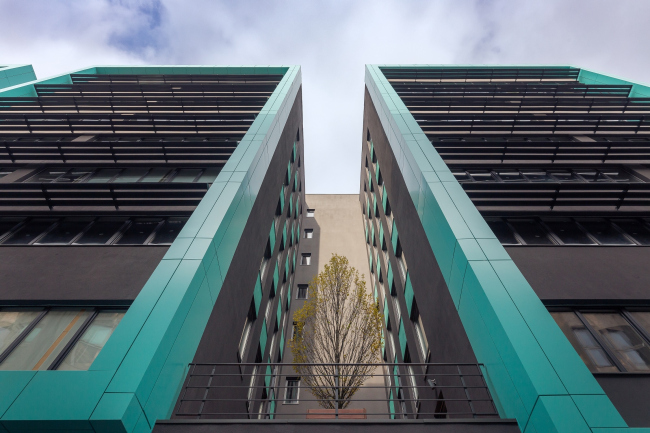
0;246;168;303
596;374;650;427
362;87;477;364
190;86;304;365
154;420;519;433
505;247;650;302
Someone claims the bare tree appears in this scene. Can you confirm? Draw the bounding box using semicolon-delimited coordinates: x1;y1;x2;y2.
290;254;384;409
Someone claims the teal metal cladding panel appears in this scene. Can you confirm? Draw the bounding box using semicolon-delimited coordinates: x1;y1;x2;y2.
253;273;263;316
398;318;407;358
0;65;301;433
391;220;399;251
404;273;414;318
365;64;627;432
280;187;285;213
269;222;276;252
0;65;36;90
260;320;268;354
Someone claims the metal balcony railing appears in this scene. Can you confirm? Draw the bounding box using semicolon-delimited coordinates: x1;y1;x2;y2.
174;363;499;420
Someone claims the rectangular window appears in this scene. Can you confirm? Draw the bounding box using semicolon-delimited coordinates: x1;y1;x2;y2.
551;309;650;373
284;377;300;404
291;322;300;340
301;253;311;265
297;285;308;299
304;229;313;239
306;209;315;217
0;308;124;371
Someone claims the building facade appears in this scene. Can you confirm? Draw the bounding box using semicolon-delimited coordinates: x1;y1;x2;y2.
360;65;650;432
0;65;304;433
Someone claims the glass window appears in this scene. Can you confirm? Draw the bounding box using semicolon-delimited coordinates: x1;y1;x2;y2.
452;171;471;183
139;168;171;183
521;169;553;182
197;167;221;183
549;170;581;182
171;169;202;183
0;310;42;355
87;168;121;183
26;167;68;183
486;219;519;245
301;254;311;265
37;218;92;244
150;218;187;244
551;312;618;373
613;220;650;245
0;168;16;179
583;313;650;372
57;311;124;371
297;285;308;299
577;219;633;245
304;229;313;239
602;169;640;183
284;378;300;404
54;167;93;183
630;312;650;337
543;219;595;245
467;170;495;182
575;170;608;182
75;218;126;244
496;170;526;182
0;217;23;239
306;209;315;217
2;218;56;245
508;219;554;245
116;218;162;245
0;310;91;371
112;168;149;183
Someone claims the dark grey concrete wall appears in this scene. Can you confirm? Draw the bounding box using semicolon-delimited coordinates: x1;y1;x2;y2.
191;86;305;365
505;246;650;302
0;246;168;304
362;88;477;364
154;420;520;433
596;374;650;427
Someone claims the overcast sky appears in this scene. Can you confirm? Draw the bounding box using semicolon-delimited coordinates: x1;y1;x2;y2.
1;0;649;193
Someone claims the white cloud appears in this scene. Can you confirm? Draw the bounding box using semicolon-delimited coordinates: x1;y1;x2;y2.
0;0;648;193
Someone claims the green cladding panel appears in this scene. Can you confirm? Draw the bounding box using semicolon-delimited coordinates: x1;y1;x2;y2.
0;64;301;433
365;64;629;433
0;65;37;90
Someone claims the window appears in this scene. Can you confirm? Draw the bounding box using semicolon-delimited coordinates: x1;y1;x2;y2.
284;377;300;404
0;308;124;371
551;309;650;373
291;322;300;340
297;285;308;300
0;167;16;179
306;209;315;217
25;167;222;184
301;253;311;265
304;229;313;239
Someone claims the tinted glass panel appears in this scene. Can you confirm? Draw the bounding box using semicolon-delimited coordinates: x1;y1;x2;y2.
543;219;595;245
75;218;126;244
575;170;606;182
551;312;618;373
116;218;161;244
577;219;633;245
57;311;124;371
87;168;120;183
549;170;581;182
584;313;650;372
467;170;495;182
0;310;41;355
496;170;525;182
2;219;56;245
171;169;202;183
0;310;91;370
37;218;92;244
630;312;650;337
508;219;553;245
112;168;149;183
452;171;471;183
602;170;640;182
26;167;67;183
486;219;519;245
54;167;93;183
197;167;221;183
613;220;650;245
139;167;171;183
0;168;15;179
0;217;23;238
522;169;553;182
150;218;187;244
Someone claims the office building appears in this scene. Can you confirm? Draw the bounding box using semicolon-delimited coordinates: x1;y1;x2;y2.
0;65;304;433
360;65;650;432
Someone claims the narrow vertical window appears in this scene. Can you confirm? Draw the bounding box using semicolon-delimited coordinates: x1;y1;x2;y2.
297;284;308;299
301;253;311;265
284;377;300;404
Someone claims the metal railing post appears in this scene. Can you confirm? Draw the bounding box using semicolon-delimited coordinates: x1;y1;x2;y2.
334;364;339;418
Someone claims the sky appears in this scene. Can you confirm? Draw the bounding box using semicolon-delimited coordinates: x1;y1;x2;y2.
1;0;649;194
